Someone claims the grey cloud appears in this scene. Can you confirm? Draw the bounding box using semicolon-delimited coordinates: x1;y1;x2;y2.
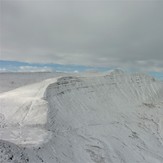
0;0;163;71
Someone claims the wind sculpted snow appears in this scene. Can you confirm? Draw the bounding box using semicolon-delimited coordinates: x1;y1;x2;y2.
0;71;163;163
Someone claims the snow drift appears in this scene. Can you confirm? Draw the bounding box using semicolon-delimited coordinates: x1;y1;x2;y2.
0;71;163;163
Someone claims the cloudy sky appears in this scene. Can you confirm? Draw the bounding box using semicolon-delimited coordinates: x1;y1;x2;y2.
0;0;163;71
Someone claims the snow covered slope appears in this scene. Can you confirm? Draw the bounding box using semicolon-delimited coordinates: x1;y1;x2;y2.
0;71;163;163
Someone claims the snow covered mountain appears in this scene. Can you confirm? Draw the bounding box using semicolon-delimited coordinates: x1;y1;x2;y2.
0;71;163;163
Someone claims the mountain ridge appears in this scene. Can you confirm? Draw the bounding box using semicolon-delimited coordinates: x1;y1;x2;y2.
0;72;163;163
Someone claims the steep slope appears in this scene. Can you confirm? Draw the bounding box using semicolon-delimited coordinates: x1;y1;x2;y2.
0;71;163;163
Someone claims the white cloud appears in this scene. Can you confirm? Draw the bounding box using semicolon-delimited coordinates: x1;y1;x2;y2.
0;68;7;72
18;66;52;72
73;70;79;73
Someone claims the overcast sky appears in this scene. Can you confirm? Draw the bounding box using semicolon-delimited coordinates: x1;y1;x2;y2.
0;0;163;71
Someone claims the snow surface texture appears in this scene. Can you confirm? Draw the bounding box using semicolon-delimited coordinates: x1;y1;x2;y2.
0;71;163;163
